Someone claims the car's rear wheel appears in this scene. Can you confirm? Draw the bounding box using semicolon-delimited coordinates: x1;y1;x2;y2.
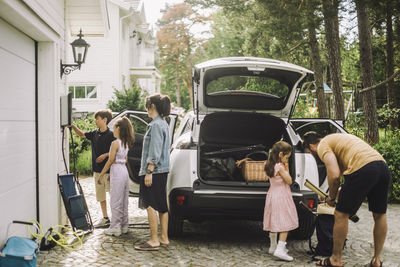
168;211;183;237
290;211;315;240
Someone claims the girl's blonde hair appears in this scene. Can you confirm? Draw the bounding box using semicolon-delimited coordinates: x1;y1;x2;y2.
114;117;134;148
264;141;292;177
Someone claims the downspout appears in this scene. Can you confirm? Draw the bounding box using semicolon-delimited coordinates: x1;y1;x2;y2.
119;7;134;90
35;41;39;222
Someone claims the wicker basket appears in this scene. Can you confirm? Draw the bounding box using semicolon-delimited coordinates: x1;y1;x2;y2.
236;158;269;182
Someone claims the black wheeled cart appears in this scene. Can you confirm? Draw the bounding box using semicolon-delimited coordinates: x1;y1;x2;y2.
58;174;93;232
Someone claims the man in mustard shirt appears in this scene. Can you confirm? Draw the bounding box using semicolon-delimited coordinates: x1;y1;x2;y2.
303;132;391;267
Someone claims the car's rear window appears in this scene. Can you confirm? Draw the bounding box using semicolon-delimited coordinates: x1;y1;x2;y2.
202;66;302;110
206;75;289;99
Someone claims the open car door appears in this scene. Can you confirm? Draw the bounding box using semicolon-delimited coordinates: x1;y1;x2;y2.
290;118;347;191
109;110;177;196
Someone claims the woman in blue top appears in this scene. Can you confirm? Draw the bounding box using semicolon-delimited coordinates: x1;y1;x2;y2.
135;93;171;251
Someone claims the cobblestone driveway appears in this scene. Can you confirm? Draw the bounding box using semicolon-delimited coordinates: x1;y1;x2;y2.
37;177;400;267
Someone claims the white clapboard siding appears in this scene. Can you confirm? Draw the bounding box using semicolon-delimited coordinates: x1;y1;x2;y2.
0;18;36;242
67;0;105;36
20;0;65;37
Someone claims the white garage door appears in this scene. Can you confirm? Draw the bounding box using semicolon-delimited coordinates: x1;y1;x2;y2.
0;18;37;241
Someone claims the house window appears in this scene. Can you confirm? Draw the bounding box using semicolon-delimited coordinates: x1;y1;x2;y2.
69;85;97;99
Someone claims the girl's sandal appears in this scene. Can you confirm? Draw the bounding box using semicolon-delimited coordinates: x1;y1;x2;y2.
316;257;344;267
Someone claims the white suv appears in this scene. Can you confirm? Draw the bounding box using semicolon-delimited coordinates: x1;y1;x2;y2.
110;57;346;240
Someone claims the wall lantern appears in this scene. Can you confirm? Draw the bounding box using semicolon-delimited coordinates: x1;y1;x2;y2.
60;29;90;78
137;36;142;45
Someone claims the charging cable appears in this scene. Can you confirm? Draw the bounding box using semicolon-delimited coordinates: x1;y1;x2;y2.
61;126;69;173
61;126;78;177
69;127;77;177
27;219;85;251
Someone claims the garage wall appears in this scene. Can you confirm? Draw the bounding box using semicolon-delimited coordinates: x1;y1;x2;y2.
0;0;66;246
0;18;37;240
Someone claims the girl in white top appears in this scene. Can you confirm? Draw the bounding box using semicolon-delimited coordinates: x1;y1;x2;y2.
99;117;134;236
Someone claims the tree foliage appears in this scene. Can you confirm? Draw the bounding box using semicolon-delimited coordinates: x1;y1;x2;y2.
157;3;209;110
185;0;400;141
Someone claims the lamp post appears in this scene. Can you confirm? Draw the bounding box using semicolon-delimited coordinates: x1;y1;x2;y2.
60;29;90;78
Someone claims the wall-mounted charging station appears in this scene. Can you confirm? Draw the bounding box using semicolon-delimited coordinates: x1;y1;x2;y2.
60;92;72;127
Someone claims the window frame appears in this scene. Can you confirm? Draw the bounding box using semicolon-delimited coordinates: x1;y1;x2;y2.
68;84;99;100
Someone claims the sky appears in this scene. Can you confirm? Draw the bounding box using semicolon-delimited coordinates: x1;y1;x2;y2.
142;0;213;38
143;0;184;29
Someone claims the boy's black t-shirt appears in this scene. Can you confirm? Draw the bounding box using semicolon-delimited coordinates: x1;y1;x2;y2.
85;128;115;173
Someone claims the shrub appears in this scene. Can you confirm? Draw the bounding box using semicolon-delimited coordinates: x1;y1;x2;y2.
69;116;96;175
377;104;400;130
292;95;319;118
74;149;92;176
344;112;366;139
373;130;400;203
107;85;145;112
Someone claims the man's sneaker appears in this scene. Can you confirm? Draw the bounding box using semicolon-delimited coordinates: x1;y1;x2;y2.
121;227;129;234
104;227;121;237
94;217;110;228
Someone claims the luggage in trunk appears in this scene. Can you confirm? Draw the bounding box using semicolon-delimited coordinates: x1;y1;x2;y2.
199;112;286;182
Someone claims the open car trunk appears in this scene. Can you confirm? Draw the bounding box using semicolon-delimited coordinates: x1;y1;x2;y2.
199;112;289;184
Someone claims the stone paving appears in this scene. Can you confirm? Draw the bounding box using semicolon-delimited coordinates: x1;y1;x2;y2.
37;177;400;267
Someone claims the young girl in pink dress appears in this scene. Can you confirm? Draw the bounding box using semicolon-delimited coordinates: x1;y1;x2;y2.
263;141;298;261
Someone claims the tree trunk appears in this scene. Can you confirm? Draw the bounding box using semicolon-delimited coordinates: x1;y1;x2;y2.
322;0;345;120
308;25;329;118
175;59;182;107
385;3;398;128
186;35;194;107
356;0;379;144
395;11;400;109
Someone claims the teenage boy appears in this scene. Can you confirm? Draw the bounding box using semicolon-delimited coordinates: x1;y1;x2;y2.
71;109;115;227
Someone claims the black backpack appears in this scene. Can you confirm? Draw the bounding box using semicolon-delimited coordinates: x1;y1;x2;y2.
309;214;346;259
200;157;236;180
314;214;334;256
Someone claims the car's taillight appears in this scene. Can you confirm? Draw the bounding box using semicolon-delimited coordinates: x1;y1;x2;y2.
307;199;315;209
176;195;185;206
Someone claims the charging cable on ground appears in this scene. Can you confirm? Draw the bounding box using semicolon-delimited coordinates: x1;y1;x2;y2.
27;219;85;251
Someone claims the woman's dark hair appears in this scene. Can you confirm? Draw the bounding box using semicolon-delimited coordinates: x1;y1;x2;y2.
302;131;321;150
114;117;135;148
145;93;171;117
264;141;292;177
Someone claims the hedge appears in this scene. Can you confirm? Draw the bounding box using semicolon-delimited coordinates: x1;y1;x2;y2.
373;130;400;203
